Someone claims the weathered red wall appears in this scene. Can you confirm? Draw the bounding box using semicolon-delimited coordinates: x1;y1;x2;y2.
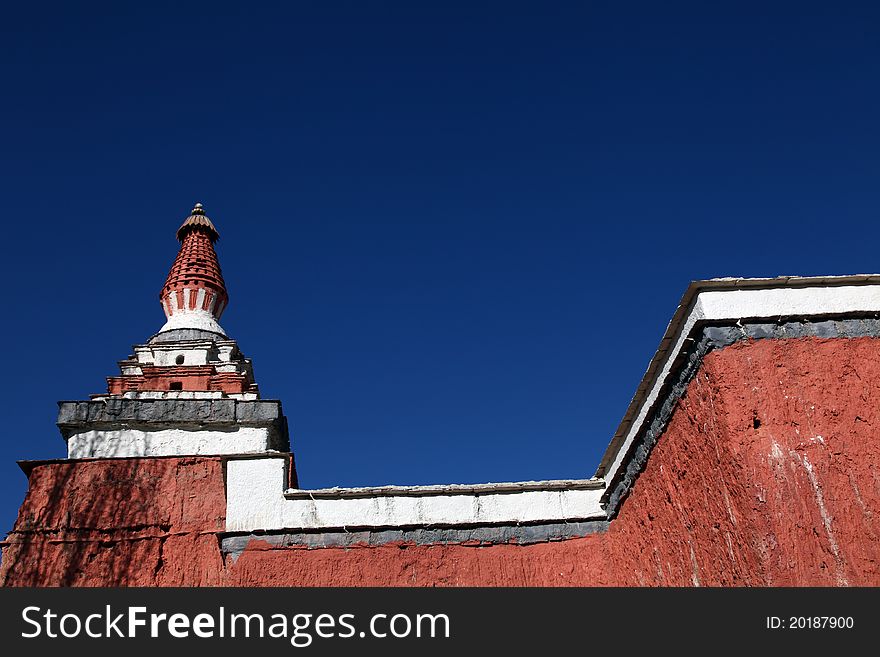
4;337;880;586
0;457;226;586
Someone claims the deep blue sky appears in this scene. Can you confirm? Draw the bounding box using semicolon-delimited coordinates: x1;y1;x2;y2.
2;2;879;535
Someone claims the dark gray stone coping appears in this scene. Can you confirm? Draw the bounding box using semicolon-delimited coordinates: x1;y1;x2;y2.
220;520;608;556
602;317;880;518
284;479;604;499
58;398;284;427
56;399;290;451
148;328;229;343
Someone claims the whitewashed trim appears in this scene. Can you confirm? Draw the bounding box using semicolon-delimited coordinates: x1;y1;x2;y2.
158;308;226;334
225;457;607;533
67;427;273;459
284;478;604;499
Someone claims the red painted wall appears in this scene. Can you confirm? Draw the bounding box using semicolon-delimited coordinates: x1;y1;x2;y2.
0;457;226;586
4;337;880;586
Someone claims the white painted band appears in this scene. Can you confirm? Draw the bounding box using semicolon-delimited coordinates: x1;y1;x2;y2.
67;427;272;458
225;457;607;532
158;309;226;335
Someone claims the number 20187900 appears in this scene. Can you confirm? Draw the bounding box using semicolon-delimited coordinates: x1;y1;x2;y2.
766;616;854;629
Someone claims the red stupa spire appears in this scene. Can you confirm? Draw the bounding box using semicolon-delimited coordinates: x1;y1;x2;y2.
158;202;229;335
97;202;261;398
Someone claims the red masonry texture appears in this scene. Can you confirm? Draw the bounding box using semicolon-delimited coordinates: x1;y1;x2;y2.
3;336;880;586
0;457;226;586
106;366;252;395
160;211;227;321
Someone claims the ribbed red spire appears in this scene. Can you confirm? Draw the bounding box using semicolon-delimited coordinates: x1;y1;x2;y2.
158;203;229;334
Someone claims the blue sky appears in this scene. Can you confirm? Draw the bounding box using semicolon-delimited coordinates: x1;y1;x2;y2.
2;2;879;535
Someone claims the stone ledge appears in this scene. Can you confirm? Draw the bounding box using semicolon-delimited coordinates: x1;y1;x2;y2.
57;400;291;457
220;520;609;557
57;399;284;430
